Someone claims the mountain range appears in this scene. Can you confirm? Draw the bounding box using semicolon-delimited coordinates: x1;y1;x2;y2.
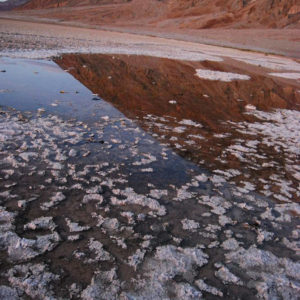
4;0;300;29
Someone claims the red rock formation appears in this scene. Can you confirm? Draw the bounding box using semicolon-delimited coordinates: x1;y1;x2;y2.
19;0;299;29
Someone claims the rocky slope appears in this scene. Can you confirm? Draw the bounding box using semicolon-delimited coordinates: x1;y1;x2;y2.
19;0;300;28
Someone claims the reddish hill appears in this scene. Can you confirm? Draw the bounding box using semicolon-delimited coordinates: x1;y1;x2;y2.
19;0;300;29
21;0;128;9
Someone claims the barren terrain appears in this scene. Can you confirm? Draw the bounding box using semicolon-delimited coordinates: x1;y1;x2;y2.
0;15;300;300
19;0;300;29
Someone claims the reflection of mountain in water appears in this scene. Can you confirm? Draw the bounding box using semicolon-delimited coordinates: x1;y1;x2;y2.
55;53;300;202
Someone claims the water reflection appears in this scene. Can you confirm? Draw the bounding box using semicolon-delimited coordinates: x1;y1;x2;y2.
55;54;300;203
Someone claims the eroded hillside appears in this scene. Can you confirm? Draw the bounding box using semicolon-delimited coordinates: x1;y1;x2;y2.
19;0;300;28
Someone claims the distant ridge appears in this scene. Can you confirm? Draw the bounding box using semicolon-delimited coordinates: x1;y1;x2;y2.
18;0;300;29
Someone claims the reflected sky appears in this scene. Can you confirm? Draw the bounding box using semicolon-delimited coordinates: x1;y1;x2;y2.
0;57;124;122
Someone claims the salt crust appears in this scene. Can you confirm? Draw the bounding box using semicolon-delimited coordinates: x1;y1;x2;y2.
195;69;250;82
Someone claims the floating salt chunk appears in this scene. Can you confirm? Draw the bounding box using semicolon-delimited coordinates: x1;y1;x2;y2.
24;217;56;231
256;229;274;244
128;249;146;271
149;189;168;199
19;152;38;162
188;134;205;140
210;175;226;185
65;218;90;232
292;172;300;181
82;151;91;157
82;194;103;204
41;192;66;210
179;119;202;127
175;283;203;299
219;215;235;226
0;286;18;299
68;149;77;157
55;151;67;161
195;69;250;82
50;162;63;170
81;268;120;299
169;100;177;104
195;279;223;297
17;200;27;209
269;72;300;80
101;116;109;121
181;218;200;231
111;138;121;144
221;238;240;251
87;238;111;262
215;264;243;285
101;218;119;232
120;212;135;225
141;168;153;172
245;104;256;111
7;264;60;298
7;232;60;262
213;133;231;138
137;214;146;221
2;169;14;176
37;108;45;116
86;186;103;194
133;153;157;166
195;174;208;182
173;126;186;133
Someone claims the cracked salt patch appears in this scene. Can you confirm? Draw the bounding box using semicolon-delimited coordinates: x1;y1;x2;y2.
195;69;250;82
41;192;66;210
181;218;200;231
0;101;299;298
233;55;300;72
225;246;300;299
65;218;90;232
8;264;60;298
215;263;243;285
269;72;300;80
221;108;300;202
125;245;208;299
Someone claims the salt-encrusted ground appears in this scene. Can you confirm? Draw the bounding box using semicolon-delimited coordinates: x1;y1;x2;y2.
0;21;300;300
140;108;300;206
0;103;299;299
